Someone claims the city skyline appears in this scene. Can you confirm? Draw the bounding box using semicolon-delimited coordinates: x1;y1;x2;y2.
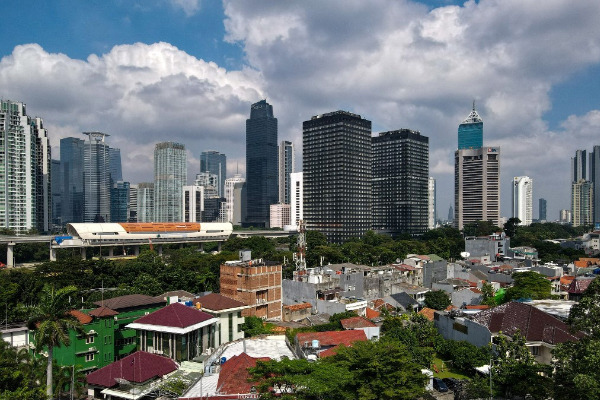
1;1;600;220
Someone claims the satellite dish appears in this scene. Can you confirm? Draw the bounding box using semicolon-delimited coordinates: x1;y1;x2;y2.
395;258;401;263
460;252;470;258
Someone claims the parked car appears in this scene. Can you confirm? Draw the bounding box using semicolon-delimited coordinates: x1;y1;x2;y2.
433;377;449;392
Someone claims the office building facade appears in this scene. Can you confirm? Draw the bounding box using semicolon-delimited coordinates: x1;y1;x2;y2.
154;142;187;222
278;140;294;204
137;183;154;222
290;172;303;227
0;100;51;234
110;181;130;222
372;129;429;237
539;198;547;221
83;132;112;223
182;185;204;223
51;159;62;228
128;184;138;222
60;137;85;224
454;147;501;230
590;146;600;224
512;176;533;226
458;102;483;150
303;111;372;243
270;203;291;228
428;177;436;230
200;150;226;198
108;147;123;183
223;174;246;225
572;179;593;227
245;100;278;227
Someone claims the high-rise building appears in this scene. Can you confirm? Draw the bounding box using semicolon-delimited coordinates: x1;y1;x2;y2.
224;174;246;225
110;181;130;222
278;140;294;204
290;172;303;227
559;209;572;224
270;204;290;228
458;102;483;150
590;146;600;224
455;147;500;230
303;111;372;243
372;129;429;237
108;147;123;183
572;149;587;182
245;100;278;227
60;137;85;224
454;105;500;231
0;100;51;234
154;142;186;222
539;198;547;221
137;183;154;222
128;184;138;222
428;177;436;230
83;132;111;223
182;185;204;223
512;176;533;226
51;159;62;228
448;205;454;223
193;172;223;222
572;179;593;227
200;151;226;198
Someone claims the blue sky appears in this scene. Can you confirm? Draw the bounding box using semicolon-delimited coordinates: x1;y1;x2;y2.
1;0;600;222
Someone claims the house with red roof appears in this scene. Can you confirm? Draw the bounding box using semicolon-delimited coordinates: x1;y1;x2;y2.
567;276;596;301
282;302;312;322
86;351;177;399
126;302;218;362
295;330;367;359
192;293;249;346
340;316;380;340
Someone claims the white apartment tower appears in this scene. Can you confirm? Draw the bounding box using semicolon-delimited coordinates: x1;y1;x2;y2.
270;203;291;228
290;172;303;227
512;176;533;226
182;185;204;223
224;174;246;225
428;177;436;230
154;142;186;222
278;140;294;204
0;100;51;234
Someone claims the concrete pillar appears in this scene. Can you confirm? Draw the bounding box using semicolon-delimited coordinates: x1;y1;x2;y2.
180;243;184;249
49;247;57;262
199;243;204;252
81;247;86;260
108;247;114;257
7;243;14;268
134;246;140;256
158;245;163;256
217;242;222;252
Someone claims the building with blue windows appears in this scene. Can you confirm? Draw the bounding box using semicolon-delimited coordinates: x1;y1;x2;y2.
458;102;483;150
60;137;85;224
110;181;130;222
200;150;226;198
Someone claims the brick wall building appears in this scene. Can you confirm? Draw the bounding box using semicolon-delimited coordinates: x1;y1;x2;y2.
220;259;282;320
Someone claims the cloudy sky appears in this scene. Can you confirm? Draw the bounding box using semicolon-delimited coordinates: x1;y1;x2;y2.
2;0;600;222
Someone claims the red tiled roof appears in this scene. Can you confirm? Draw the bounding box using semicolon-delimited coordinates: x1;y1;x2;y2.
393;264;416;272
86;351;177;388
365;307;380;319
88;306;119;318
69;310;92;325
568;278;595;294
193;293;247;311
133;302;214;328
319;346;341;358
94;294;165;310
283;302;312;311
560;276;575;286
472;302;583;345
217;353;269;395
470;288;482;294
296;330;367;348
465;305;490;310
340;316;377;329
419;308;436;321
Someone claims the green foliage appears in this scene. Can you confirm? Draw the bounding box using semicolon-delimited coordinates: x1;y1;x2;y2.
250;340;426;400
158;377;188;397
241;316;274;337
567;277;600;338
492;331;553;399
503;271;552;302
503;217;521;238
423;290;451;310
436;339;490;373
480;282;497;306
510;222;590;262
0;341;45;399
463;375;491;400
462;220;502;237
381;313;441;367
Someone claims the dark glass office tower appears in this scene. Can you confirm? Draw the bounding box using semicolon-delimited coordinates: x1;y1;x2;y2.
372;129;429;237
51;159;62;228
590;146;600;224
303;111;372;243
539;198;547;221
200;150;227;197
83;132;111;223
110;181;130;222
60;137;85;223
245;100;278;227
108;147;123;183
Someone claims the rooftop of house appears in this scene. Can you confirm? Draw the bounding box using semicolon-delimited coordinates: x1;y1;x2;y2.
94;294;165;311
296;330;367;348
216;353;269;395
68;310;93;325
340;316;377;329
568;277;596;294
283;302;312;312
192;293;247;311
418;307;436;321
154;290;196;302
127;302;217;334
86;351;177;388
366;307;381;319
88;306;119;318
472;301;583;345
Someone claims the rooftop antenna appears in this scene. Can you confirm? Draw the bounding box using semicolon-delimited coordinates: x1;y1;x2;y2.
472;99;476;111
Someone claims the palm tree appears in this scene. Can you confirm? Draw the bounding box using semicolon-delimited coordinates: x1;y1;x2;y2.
28;285;83;399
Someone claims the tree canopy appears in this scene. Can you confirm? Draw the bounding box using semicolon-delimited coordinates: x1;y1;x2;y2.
503;271;552;302
423;290;451;310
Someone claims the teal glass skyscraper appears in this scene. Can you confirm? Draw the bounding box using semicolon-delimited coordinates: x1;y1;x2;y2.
458;102;483;149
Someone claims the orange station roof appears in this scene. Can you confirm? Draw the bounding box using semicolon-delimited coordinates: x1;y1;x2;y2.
118;223;201;233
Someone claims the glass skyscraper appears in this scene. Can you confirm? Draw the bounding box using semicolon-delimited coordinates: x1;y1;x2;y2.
245;100;278;227
458;102;483;150
154;142;187;222
83;132;111;223
60;137;85;223
303;111;372;243
278;140;294;204
200;150;226;198
137;182;154;222
109;147;123;182
110;181;130;222
372;129;429;237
